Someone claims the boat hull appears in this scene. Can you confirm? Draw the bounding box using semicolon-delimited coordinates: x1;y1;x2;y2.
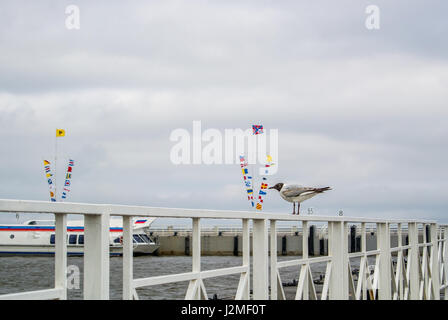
0;218;159;257
0;243;159;256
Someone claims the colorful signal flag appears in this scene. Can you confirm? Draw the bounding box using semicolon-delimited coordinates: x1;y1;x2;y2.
252;125;263;135
56;129;65;137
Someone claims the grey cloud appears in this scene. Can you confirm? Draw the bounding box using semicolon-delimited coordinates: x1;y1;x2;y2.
0;1;447;224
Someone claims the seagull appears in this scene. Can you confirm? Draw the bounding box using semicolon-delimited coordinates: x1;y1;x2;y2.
269;183;332;215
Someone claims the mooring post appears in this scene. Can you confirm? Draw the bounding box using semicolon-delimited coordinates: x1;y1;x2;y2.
377;222;391;299
350;225;356;253
185;237;190;256
84;213;110;300
405;235;409;257
328;221;348;299
408;222;419;299
122;215;134;300
308;225;315;257
282;236;287;256
233;236;239;256
319;238;325;256
55;213;67;300
252;219;268;299
430;223;440;299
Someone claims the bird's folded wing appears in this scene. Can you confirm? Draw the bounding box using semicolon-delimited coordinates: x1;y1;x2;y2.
281;185;316;197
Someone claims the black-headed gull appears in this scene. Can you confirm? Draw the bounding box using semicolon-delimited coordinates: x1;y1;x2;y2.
269;183;331;215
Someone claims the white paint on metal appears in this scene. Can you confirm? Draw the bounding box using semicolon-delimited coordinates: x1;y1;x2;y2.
0;199;446;301
122;215;133;300
377;223;391;299
0;198;438;224
252;219;268;299
430;223;440;299
270;220;277;300
328;221;348;299
84;214;110;300
0;288;64;300
408;222;420;299
54;213;67;299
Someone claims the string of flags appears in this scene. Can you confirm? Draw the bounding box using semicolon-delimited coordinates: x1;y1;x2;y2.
43;160;56;202
42;129;74;202
239;124;276;212
255;155;274;210
61;159;74;200
239;155;254;208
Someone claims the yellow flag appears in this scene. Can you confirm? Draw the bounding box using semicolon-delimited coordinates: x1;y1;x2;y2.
56;129;65;137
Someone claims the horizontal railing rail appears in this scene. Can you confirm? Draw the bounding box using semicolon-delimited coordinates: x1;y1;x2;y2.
0;199;438;223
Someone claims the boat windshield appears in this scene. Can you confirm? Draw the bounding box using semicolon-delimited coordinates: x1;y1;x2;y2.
140;234;152;243
133;234;145;243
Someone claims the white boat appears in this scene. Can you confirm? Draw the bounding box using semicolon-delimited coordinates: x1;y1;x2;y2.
0;217;159;256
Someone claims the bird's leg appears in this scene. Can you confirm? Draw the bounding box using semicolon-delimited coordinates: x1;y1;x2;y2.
297;203;301;215
292;202;296;215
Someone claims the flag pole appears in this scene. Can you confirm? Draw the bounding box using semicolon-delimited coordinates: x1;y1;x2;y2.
54;129;57;201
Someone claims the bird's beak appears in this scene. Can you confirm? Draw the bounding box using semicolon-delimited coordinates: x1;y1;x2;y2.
268;186;275;189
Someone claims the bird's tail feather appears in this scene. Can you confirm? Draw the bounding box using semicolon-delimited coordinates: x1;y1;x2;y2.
314;187;332;193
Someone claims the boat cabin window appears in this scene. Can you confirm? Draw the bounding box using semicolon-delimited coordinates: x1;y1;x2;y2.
133;234;144;243
140;234;151;243
114;237;121;243
78;235;84;244
69;234;77;245
50;234;55;244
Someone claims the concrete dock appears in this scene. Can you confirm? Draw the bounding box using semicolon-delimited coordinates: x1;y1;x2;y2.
148;226;425;256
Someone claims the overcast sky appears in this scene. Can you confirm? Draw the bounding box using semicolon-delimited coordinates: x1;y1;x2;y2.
0;1;447;225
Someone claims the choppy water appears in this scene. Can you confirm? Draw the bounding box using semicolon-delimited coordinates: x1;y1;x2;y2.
0;255;374;299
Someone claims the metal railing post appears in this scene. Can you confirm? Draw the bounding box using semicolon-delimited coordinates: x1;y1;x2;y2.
192;218;201;273
55;213;67;300
123;215;133;300
328;221;348;299
302;221;309;300
185;217;205;299
84;213;110;299
361;222;367;300
377;222;391;299
397;223;404;300
408;222;419;300
270;220;277;300
444;227;448;299
242;218;250;299
236;218;250;300
430;223;440;299
253;219;268;299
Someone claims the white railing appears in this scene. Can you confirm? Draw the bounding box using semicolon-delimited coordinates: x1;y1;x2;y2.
0;199;446;300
